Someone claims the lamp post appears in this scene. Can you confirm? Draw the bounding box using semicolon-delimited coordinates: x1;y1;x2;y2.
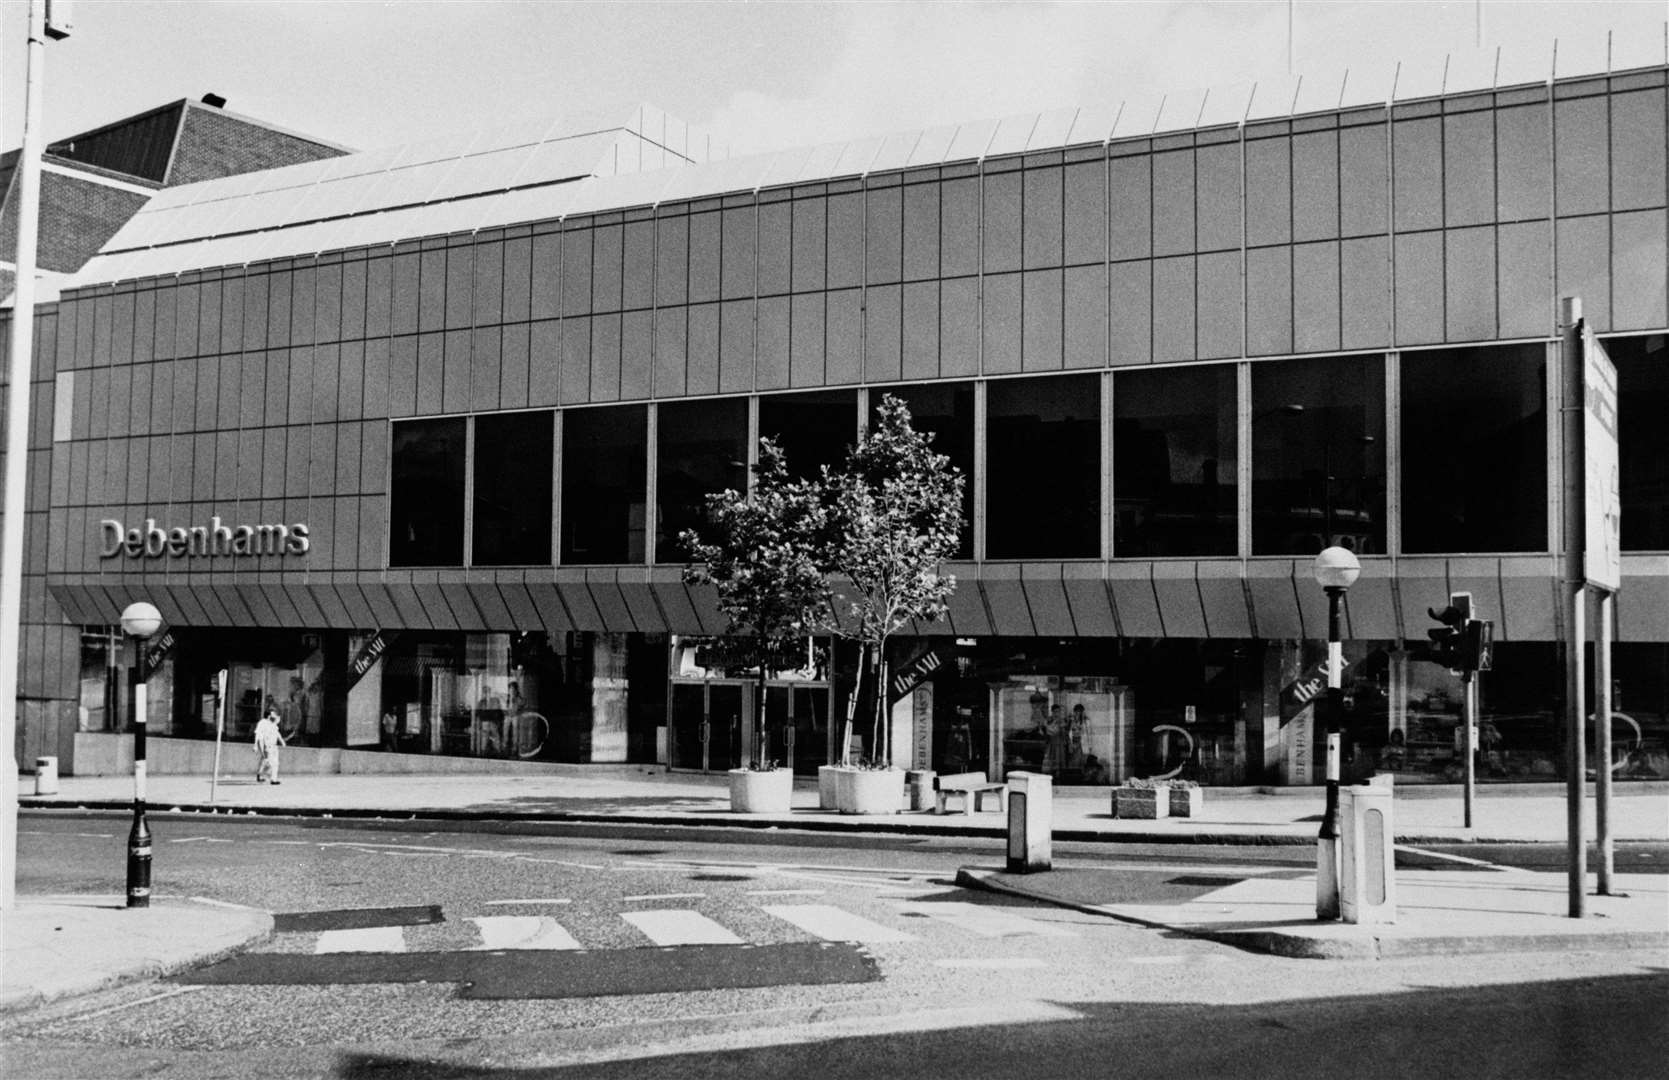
1312;545;1359;920
120;602;163;908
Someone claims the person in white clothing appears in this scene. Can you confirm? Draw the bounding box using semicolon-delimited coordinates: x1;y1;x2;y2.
254;708;285;784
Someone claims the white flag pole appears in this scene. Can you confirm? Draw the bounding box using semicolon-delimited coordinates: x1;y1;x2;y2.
210;669;228;802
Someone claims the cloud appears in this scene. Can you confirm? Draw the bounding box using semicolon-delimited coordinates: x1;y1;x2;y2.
704;2;1290;155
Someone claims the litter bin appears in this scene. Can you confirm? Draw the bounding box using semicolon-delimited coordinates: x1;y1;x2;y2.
1340;781;1396;924
35;756;59;796
1006;771;1052;873
905;769;936;812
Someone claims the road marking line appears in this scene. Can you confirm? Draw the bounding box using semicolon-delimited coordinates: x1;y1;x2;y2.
622;892;707;902
186;895;264;912
934;957;1049;969
73;833;114;839
470;915;583;951
622;909;744;946
1394;844;1511;870
37;985;206;1029
484;898;572;906
169;836;213;843
774;869;925;892
897;901;1076;938
315;926;407;954
762;904;915;943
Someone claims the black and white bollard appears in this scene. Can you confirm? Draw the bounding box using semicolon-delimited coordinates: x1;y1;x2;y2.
1006;771;1052;874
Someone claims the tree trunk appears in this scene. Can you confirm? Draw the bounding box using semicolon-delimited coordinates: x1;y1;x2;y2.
841;642;864;766
869;642;887;768
756;659;768;768
878;648;891;768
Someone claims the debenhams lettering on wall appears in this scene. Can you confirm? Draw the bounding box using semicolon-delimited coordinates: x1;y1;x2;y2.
101;517;311;559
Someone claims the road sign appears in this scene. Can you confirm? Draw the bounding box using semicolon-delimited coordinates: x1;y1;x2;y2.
1582;325;1621;591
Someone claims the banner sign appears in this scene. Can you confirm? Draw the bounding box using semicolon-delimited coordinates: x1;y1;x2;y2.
1278;658;1346;725
888;645;947;705
1582;326;1621;591
142;630;176;679
347;631;389;689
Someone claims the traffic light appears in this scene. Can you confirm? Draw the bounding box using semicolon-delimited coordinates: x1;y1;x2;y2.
1412;592;1471;671
1459;617;1494;673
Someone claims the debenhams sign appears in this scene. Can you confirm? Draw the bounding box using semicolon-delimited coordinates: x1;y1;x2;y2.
101;517;311;559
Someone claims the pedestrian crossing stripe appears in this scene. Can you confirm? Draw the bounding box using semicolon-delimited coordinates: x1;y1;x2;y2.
622;909;744;946
315;926;408;954
761;904;916;943
470;915;583;951
287;900;1074;953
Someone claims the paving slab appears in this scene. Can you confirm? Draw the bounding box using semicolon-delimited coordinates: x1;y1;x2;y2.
1;894;273;1013
960;865;1669;960
21;772;1669;845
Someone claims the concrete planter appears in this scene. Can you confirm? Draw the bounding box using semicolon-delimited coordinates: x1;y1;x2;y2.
818;764;843;810
1113;786;1169;819
1168;785;1203;817
728;768;793;814
834;767;904;815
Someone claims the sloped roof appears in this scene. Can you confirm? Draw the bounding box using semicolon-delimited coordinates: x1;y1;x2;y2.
63;27;1669;292
6;97;351;303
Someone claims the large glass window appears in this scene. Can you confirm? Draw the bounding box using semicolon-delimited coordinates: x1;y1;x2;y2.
391;417;465;566
473;410;553;566
1114;364;1238;556
987;373;1101;559
656;397;749;563
1252;354;1386;555
758;389;857;479
373;631;594;762
561;404;647;564
1611;334;1669;551
1401;344;1546;554
875;382;976;559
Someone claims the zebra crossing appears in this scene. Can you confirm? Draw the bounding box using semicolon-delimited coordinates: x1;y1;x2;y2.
299;898;1076;955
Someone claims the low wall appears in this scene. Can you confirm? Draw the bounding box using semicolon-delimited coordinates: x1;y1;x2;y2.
69;733;573;777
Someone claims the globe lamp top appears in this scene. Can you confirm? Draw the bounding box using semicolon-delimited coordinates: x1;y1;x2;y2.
120;601;163;640
1312;546;1361;591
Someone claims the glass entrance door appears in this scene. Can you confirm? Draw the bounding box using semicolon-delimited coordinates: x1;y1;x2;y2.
766;685;830;775
669;682;749;772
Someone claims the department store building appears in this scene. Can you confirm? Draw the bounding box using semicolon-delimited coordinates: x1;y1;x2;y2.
10;52;1669;788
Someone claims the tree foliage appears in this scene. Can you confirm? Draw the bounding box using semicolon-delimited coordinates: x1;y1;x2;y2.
681;396;965;770
812;394;966;764
679;440;825;768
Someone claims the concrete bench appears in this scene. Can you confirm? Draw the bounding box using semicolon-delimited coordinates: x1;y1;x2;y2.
933;771;1007;815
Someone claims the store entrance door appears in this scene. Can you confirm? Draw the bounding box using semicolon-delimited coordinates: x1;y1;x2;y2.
669;681;749;773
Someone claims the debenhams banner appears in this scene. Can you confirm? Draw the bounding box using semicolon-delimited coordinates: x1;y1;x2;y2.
101;517;311;559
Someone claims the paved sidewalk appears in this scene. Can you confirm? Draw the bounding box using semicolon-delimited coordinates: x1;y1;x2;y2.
8;769;1667;1011
961;865;1669;960
19;768;1669;845
0;894;272;1013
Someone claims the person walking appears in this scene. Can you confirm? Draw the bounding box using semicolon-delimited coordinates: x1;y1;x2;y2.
254;707;285;784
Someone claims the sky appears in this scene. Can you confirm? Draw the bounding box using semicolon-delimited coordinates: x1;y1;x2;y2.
1;1;1666;160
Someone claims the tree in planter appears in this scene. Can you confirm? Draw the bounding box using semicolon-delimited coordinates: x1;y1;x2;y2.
814;395;966;767
680;439;825;771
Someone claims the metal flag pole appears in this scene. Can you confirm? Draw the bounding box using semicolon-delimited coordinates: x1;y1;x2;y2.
210;669;228;802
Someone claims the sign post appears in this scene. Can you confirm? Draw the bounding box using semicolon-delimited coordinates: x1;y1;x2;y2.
210;669;228;802
1559;297;1622;917
1581;318;1621;895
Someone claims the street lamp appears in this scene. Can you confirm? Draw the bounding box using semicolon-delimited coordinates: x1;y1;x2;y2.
120;601;162;909
1312;545;1359;920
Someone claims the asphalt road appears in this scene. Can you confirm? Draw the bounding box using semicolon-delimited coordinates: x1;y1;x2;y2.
5;812;1665;1079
